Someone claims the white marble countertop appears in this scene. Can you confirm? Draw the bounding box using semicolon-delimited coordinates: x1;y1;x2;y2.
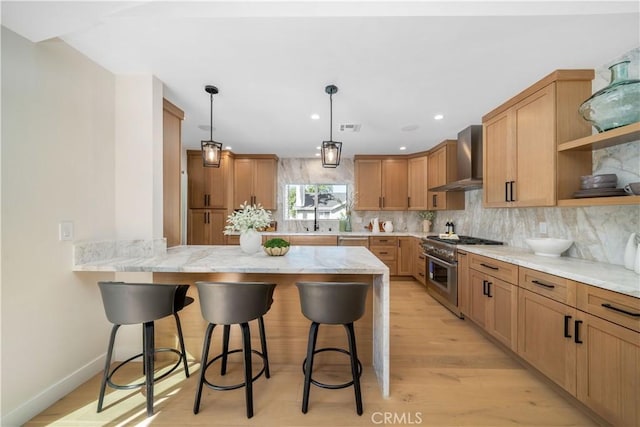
458;245;640;298
73;245;389;274
234;231;431;238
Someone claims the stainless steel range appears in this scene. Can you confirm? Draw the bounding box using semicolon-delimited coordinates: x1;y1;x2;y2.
421;235;503;317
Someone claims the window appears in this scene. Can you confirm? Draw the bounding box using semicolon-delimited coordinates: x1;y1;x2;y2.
285;184;348;221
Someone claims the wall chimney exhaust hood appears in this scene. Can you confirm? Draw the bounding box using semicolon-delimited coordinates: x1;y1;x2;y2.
430;125;483;192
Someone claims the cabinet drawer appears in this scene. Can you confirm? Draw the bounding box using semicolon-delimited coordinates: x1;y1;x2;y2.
576;283;640;333
519;267;576;306
370;246;397;261
469;253;518;284
414;261;426;284
370;236;397;246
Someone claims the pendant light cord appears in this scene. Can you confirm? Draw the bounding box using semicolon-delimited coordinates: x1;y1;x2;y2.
210;92;214;140
329;92;333;141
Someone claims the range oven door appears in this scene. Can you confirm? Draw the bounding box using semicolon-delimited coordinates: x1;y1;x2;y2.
425;254;458;307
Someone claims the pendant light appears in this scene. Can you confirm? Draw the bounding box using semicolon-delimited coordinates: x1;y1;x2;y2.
321;84;342;168
201;85;223;168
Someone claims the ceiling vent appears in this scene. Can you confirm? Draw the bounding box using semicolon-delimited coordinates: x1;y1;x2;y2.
339;123;361;132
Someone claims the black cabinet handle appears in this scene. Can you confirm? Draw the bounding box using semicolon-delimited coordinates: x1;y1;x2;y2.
418;255;425;260
509;181;516;202
574;320;583;344
381;196;385;208
505;181;509;202
379;251;388;255
532;279;555;289
564;315;572;338
418;272;425;277
482;280;488;296
601;303;640;317
487;282;493;298
480;263;499;270
408;196;411;208
432;194;437;208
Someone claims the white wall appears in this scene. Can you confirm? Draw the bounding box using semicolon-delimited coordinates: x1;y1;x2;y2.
1;29;117;426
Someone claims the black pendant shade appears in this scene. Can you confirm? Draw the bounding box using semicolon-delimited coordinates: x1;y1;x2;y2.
201;85;223;168
322;84;342;168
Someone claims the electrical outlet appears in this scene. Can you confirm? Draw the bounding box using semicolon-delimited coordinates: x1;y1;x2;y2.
59;221;74;241
539;222;547;235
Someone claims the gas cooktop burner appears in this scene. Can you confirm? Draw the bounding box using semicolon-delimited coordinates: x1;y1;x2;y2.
426;235;503;246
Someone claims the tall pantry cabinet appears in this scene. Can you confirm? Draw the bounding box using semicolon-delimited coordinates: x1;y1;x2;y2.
186;150;234;245
163;99;184;247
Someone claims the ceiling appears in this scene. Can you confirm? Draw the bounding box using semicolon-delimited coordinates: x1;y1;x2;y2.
2;1;639;158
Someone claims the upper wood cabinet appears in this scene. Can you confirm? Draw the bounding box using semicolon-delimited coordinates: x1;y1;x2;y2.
187;150;234;209
187;209;227;245
426;140;464;211
163;99;183;247
233;155;278;210
482;69;593;208
407;154;428;210
354;156;408;210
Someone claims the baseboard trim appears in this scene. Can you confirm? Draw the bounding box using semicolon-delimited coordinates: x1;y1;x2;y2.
1;354;105;427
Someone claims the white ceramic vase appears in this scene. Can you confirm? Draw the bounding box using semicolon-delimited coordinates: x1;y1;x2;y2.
422;220;432;233
240;229;262;254
624;232;637;270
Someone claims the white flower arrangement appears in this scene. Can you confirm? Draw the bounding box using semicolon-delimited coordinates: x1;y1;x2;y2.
224;202;272;234
418;210;436;221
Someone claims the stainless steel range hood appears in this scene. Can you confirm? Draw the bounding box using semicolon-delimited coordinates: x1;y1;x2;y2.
430;125;483;192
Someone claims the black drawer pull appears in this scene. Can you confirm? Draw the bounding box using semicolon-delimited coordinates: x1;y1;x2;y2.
379;251;388;255
563;315;572;338
482;280;488;296
480;263;499;270
418;272;425;277
574;320;583;344
487;282;493;298
532;279;555;289
458;252;467;256
504;181;509;202
601;303;640;317
418;255;425;260
509;181;516;202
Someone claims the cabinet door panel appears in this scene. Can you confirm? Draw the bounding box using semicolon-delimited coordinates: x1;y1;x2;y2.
468;270;488;327
576;312;640;427
408;156;427;210
397;237;413;276
427;147;444;210
355;159;382;210
518;289;576;394
188;152;210;208
234;159;254;207
187;210;209;245
209;210;227;245
253;158;277;209
381;159;408;210
513;84;556;207
483;112;512;207
457;251;470;316
487;278;517;350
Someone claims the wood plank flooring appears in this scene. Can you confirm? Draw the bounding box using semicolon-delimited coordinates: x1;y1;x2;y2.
25;279;597;427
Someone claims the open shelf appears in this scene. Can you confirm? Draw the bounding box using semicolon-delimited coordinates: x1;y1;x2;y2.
557;122;640;152
557;195;640;207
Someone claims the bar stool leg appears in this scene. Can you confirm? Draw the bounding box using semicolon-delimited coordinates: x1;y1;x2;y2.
143;321;155;416
174;313;190;377
194;323;215;414
258;316;270;378
302;322;320;414
240;322;254;418
344;322;363;415
220;324;230;375
97;324;120;412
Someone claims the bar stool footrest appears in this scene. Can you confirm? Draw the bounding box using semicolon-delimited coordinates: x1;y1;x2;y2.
302;347;362;390
203;348;267;391
107;347;185;390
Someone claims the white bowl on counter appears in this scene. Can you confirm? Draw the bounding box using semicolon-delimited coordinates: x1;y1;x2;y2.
525;238;574;257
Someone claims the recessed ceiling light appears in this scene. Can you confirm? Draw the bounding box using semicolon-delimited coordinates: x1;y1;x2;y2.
225;146;232;150
434;114;444;120
316;146;321;150
399;146;407;151
311;113;320;120
315;153;321;157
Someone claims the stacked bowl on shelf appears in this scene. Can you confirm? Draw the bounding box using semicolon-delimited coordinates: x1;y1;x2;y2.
573;174;628;198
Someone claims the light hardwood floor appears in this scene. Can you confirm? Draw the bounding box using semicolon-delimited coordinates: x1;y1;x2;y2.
25;279;598;427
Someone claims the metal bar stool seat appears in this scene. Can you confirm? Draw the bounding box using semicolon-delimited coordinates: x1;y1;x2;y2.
296;281;369;416
193;281;276;419
97;281;192;417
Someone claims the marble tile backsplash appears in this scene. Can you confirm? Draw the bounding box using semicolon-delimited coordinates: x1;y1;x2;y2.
275;152;639;266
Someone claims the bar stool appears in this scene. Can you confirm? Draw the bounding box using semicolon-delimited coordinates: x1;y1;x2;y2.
194;282;276;418
97;281;192;417
296;281;369;415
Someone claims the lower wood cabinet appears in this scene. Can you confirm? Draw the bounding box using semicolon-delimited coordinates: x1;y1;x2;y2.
468;268;518;350
397;237;413;276
457;251;469;314
187;209;227;245
369;236;397;275
289;235;337;246
413;238;426;285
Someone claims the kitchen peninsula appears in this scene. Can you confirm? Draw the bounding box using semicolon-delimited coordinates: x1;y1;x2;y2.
73;244;391;397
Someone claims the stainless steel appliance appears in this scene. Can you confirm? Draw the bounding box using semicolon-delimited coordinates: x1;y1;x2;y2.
430;124;483;191
421;235;502;317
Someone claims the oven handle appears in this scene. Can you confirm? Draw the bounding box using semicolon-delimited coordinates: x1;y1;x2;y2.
424;253;457;268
